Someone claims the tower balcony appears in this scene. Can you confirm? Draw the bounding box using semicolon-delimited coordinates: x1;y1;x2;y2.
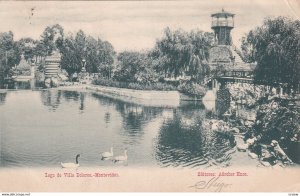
212;20;234;28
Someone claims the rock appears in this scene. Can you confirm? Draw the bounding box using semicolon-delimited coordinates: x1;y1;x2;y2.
260;161;271;167
246;138;256;146
248;152;258;159
237;144;248;152
230;127;240;133
210;121;219;131
245;120;254;127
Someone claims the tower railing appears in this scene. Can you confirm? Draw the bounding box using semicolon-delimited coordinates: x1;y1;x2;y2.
211;21;234;28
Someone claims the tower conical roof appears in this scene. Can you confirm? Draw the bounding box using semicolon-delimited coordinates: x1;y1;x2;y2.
211;9;235;17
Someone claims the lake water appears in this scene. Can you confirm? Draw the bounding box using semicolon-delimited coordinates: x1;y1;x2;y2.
0;89;245;169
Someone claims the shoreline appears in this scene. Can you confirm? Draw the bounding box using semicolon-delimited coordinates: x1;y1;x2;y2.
85;84;181;107
56;84;182;107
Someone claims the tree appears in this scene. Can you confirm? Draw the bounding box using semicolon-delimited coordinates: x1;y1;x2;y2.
39;24;64;56
96;40;115;78
241;17;300;90
154;28;214;81
16;37;37;61
59;30;116;79
85;36;115;74
113;51;159;84
0;31;20;75
240;31;255;63
60;34;82;78
114;51;145;82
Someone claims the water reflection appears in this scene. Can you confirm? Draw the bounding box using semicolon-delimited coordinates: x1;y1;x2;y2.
79;92;85;111
155;109;236;168
40;90;62;111
40;90;86;112
92;93;163;141
0;92;7;105
104;112;111;124
62;91;80;102
203;89;231;118
1;90;238;168
216;89;231;117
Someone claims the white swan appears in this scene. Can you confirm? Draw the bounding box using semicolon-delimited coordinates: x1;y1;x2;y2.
113;150;128;162
61;154;80;168
101;147;113;159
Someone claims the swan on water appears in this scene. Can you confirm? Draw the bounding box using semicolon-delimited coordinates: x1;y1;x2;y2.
61;154;80;168
113;150;127;163
101;147;113;159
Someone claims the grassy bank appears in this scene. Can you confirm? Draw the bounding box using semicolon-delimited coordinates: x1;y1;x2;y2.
92;78;207;98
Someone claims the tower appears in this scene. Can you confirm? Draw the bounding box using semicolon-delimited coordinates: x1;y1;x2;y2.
211;9;234;45
44;50;61;79
44;50;61;87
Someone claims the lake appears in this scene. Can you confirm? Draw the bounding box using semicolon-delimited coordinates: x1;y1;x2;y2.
0;89;252;169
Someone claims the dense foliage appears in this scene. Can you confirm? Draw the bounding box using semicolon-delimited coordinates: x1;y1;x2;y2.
59;30;115;78
253;97;299;151
113;51;159;84
92;78;176;91
241;17;300;90
93;77;206;97
0;32;20;73
178;82;207;98
0;24;116;84
153;28;214;80
0;24;214;95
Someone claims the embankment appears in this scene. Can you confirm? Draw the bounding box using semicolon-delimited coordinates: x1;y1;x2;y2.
86;85;181;107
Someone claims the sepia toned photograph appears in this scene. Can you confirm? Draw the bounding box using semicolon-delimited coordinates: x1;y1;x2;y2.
0;0;299;193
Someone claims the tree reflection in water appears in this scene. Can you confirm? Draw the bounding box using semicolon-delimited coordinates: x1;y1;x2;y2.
40;90;86;112
38;90;236;168
104;112;111;124
40;90;62;111
155;109;236;168
92;93;163;142
0;92;7;105
62;91;80;102
79;92;85;111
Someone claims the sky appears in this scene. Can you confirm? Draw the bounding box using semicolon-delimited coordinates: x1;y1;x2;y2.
0;0;299;52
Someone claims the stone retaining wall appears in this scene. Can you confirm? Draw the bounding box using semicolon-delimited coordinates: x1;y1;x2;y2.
87;85;180;100
86;85;181;107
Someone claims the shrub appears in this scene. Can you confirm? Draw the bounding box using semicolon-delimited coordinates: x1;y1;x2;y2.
253;99;300;146
92;78;177;91
178;82;207;98
128;83;143;90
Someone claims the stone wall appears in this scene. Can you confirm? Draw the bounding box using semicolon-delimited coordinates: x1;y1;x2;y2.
87;85;180;100
86;85;181;107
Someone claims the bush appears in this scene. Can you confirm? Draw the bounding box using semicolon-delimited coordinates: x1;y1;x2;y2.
253;99;300;146
128;83;143;90
178;82;207;98
93;78;208;96
92;78;177;91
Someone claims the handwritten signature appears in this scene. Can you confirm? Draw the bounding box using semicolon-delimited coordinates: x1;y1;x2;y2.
189;176;232;192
